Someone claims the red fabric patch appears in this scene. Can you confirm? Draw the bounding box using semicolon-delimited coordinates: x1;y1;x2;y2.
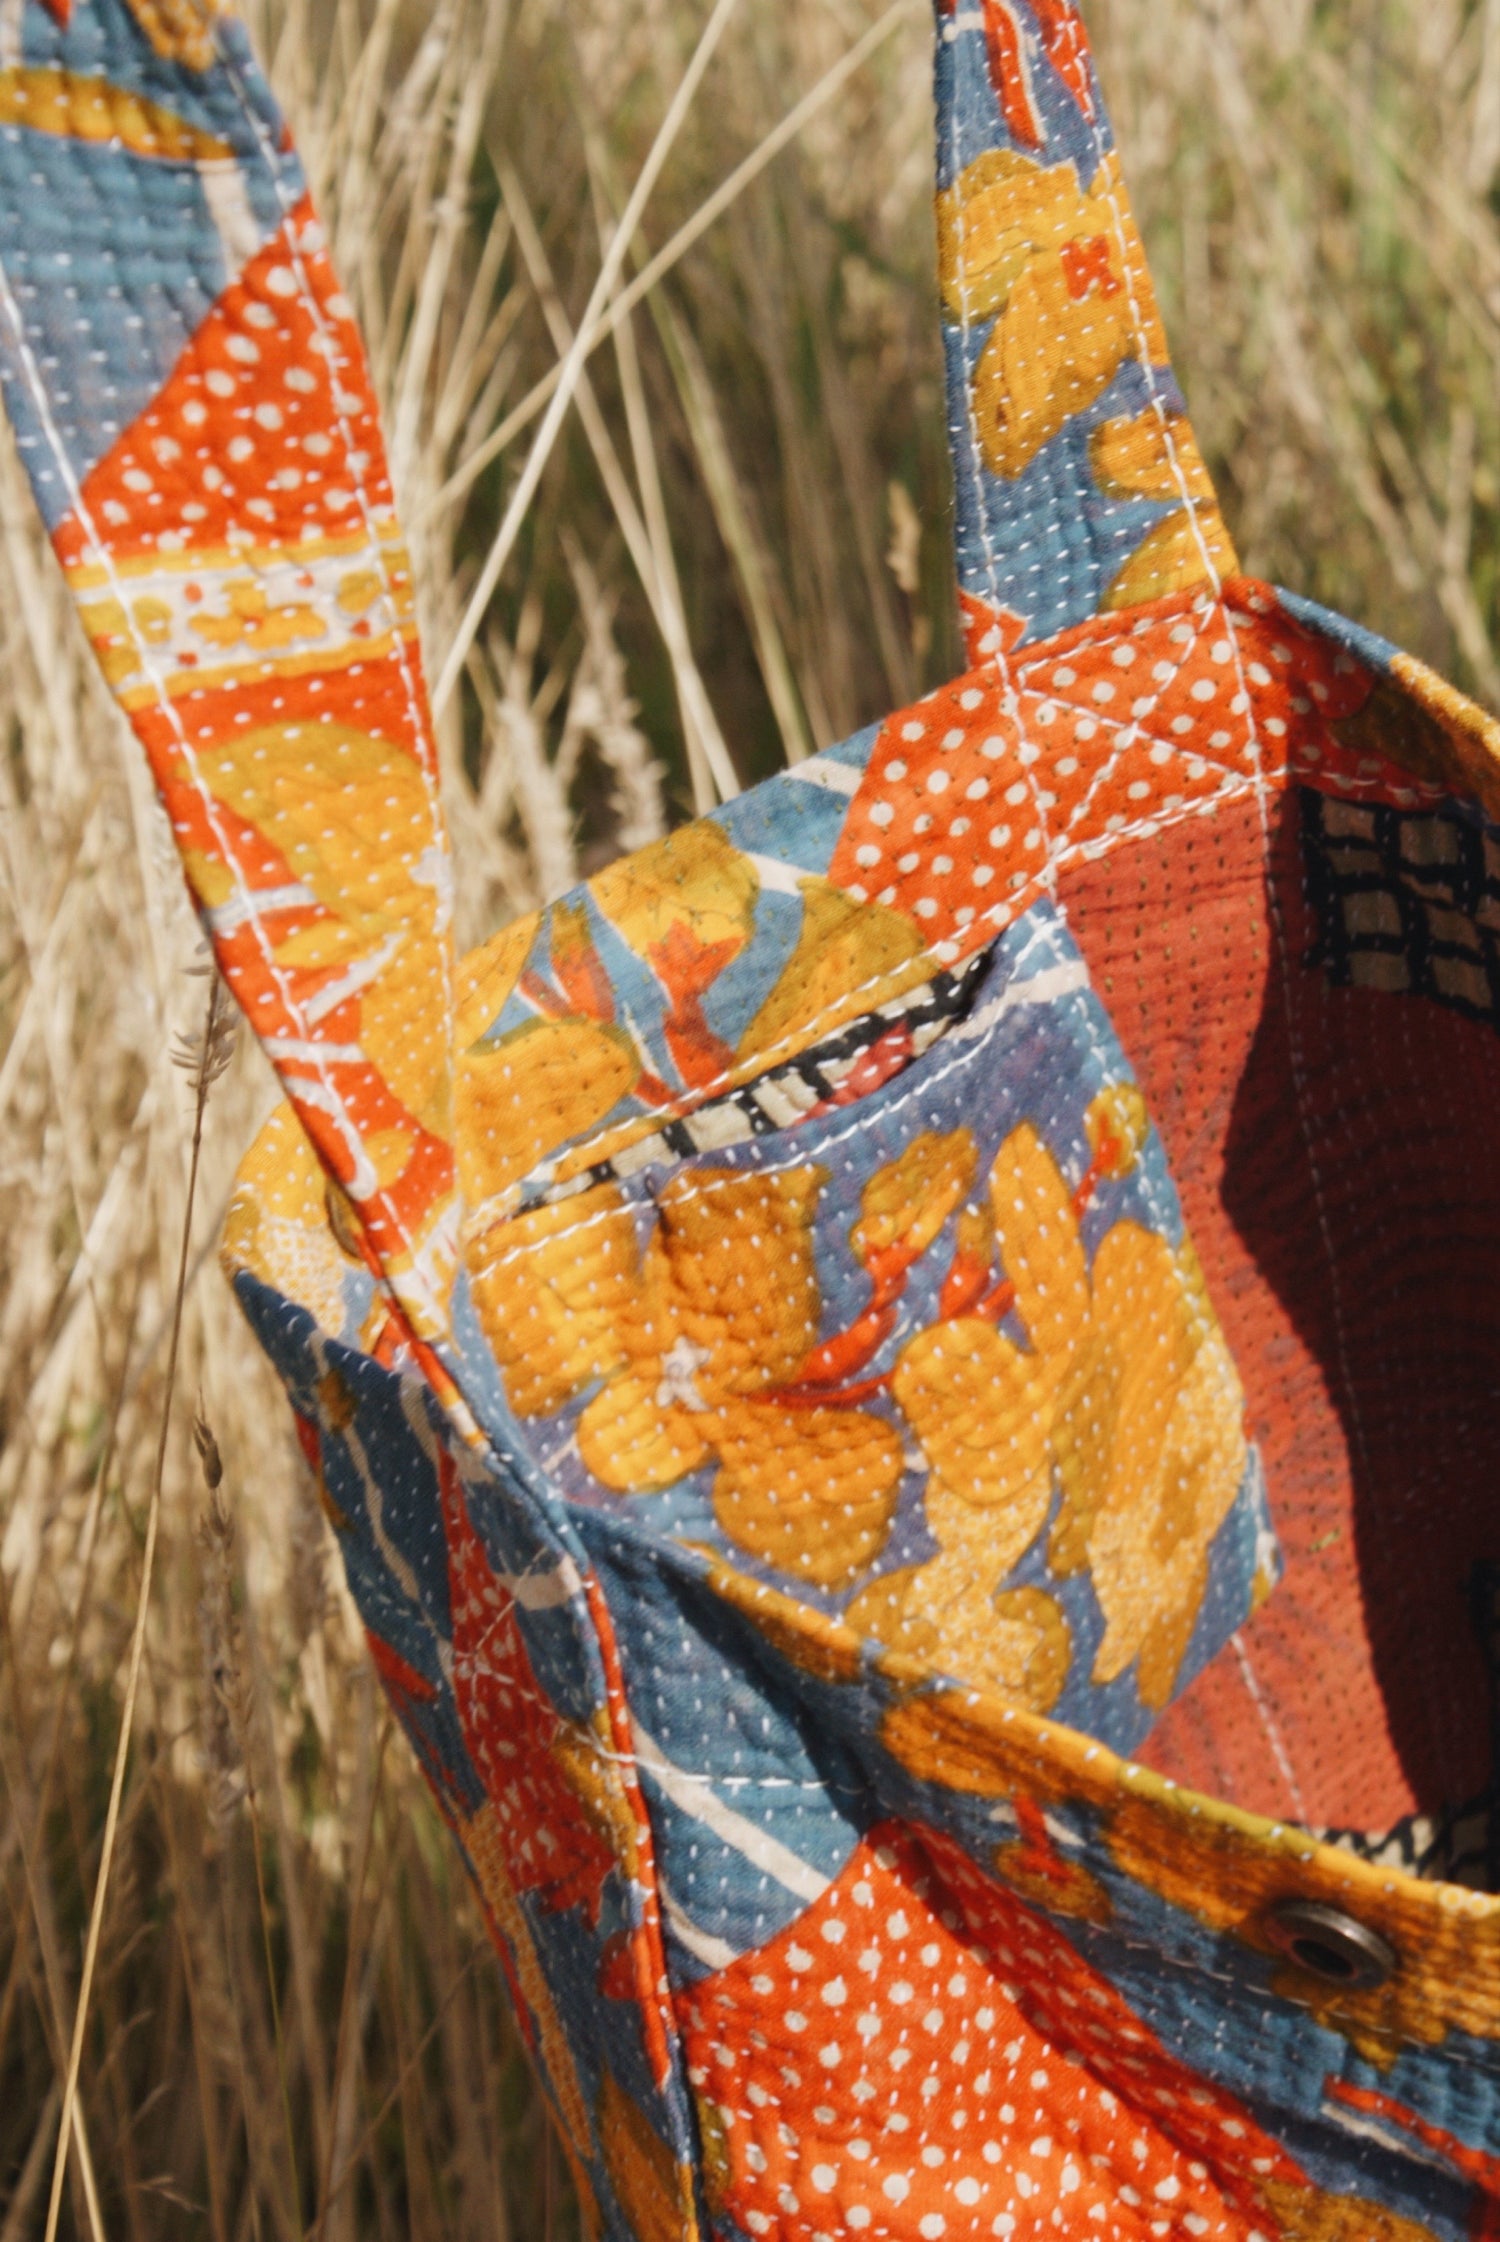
1062;786;1500;1829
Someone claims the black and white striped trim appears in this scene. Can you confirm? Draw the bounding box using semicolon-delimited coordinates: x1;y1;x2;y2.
518;946;991;1212
1313;1794;1498;1893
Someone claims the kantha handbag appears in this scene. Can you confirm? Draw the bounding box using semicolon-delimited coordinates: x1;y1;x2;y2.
3;0;1498;2234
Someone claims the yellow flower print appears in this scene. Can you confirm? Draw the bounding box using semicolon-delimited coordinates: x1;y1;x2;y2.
1000;1097;1245;1706
587;820;758;1092
849;1564;1071;1714
475;1167;903;1589
855;1085;1245;1712
122;0;230;71
224;1100;383;1348
1082;1226;1247;1700
851;1121;1087;1701
1089;410;1239;608
973;243;1130;481
459;1015;639;1225
937;147;1103;324
738;878;929;1066
937;148;1172;482
895;1317;1055;1516
874;1314;1066;1705
189;722;450;1137
471;1187;644;1427
709;1402;905;1587
0;70;235;162
456;912;534;1048
774;1128;980;1405
588;817;757;968
458;834;762;1232
190;581;328;655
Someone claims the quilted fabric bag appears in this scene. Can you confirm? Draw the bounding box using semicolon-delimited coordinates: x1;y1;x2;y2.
5;0;1500;2233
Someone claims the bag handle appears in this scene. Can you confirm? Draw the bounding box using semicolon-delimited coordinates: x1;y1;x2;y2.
934;0;1238;660
0;7;463;1376
0;0;1239;1406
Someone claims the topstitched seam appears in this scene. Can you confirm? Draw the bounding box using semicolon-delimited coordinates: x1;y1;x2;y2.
467;741;1438;1229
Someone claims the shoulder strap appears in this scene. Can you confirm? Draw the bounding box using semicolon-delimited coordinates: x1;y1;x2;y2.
0;0;461;1358
934;0;1238;660
0;0;1240;1374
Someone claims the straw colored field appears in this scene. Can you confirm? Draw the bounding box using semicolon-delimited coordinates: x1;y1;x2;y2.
1;0;1496;2234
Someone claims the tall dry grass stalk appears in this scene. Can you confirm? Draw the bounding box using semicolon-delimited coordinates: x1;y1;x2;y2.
1;0;1497;2232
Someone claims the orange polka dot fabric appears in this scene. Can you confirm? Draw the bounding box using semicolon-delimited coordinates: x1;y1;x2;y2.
824;585;1436;965
8;1;1500;2237
681;1823;1313;2242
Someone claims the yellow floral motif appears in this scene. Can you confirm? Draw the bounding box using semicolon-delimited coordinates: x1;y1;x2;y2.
588;817;757;976
853;1126;977;1275
1090;410;1238;608
336;569;384;617
223;1101;375;1346
472;1074;1241;1692
475;1168;903;1589
0;66;235;159
861;1086;1246;1710
453;910;573;1257
188;723;451;1140
190;581;329;654
456;913;534;1049
850;1571;1071;1715
77;591;175;683
121;0;231;72
453;853;952;1245
554;873;940;1200
737;878;928;1063
938;148;1170;482
459;1016;638;1229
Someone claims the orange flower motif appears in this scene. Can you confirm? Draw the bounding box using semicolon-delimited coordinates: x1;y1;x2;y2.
475;1167;904;1589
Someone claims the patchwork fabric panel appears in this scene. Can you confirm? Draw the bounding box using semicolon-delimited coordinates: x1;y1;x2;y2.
0;0;467;1385
467;899;1276;1758
234;1277;704;2235
586;1534;1500;2242
8;0;1500;2237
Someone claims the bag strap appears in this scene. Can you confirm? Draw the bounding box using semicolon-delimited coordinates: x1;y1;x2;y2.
934;0;1238;661
0;4;462;1369
0;0;1239;1389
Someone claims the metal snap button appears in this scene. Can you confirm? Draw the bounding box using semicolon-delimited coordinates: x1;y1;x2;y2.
1265;1899;1396;1989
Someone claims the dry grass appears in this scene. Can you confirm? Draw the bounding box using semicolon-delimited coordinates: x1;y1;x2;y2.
2;0;1497;2232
